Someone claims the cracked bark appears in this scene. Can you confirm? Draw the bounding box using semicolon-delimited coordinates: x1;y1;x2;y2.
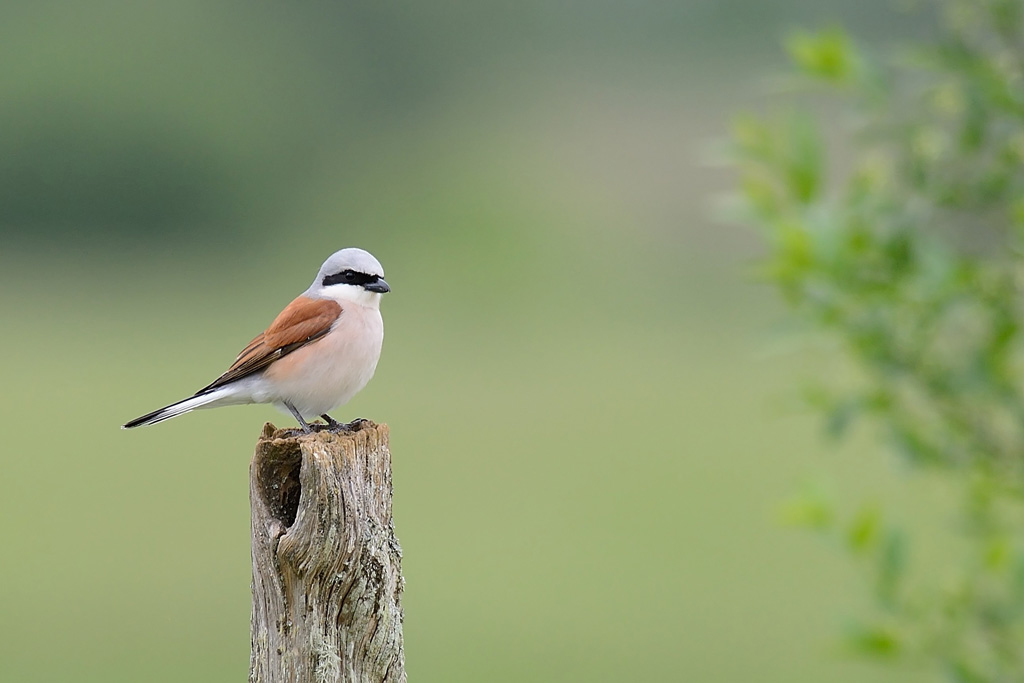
249;420;405;683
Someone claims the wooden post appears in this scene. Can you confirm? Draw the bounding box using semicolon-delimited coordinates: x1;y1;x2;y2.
249;420;406;683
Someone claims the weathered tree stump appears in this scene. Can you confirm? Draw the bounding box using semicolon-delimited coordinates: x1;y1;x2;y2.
249;420;405;683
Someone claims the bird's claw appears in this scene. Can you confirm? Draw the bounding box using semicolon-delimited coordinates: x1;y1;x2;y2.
320;414;354;433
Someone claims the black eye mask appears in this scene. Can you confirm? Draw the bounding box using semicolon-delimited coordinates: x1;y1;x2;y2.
322;269;379;287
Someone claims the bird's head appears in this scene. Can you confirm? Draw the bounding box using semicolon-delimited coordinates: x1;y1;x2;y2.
310;248;390;307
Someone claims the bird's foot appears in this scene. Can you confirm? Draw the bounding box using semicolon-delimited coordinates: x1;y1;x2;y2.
319;414;370;433
320;414;352;433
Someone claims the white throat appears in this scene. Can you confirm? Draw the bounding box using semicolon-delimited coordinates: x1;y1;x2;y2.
312;283;383;309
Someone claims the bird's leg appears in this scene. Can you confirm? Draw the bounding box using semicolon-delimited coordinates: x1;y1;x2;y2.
284;401;313;434
320;413;350;433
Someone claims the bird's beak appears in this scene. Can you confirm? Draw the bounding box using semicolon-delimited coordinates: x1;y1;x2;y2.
365;278;390;293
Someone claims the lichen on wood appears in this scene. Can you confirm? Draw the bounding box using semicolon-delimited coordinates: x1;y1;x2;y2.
249;420;405;683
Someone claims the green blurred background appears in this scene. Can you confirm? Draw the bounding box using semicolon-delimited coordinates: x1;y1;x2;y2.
0;2;933;681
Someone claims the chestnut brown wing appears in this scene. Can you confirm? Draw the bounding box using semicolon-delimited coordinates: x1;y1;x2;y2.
195;296;342;395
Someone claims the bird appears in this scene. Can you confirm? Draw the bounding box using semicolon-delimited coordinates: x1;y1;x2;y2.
123;247;390;433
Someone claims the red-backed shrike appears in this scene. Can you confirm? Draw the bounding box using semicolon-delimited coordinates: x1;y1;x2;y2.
123;248;389;433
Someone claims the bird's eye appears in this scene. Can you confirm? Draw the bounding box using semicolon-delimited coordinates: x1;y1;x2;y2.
322;269;374;288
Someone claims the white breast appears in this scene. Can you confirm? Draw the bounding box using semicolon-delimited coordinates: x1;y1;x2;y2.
259;303;384;419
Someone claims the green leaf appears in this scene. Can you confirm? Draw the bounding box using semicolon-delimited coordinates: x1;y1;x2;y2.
732;113;776;163
784;114;823;204
779;483;835;531
785;27;859;84
846;504;882;554
984;536;1012;572
844;621;902;658
825;397;862;438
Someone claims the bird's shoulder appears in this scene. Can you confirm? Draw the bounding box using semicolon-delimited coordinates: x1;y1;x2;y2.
196;296;342;394
263;295;343;350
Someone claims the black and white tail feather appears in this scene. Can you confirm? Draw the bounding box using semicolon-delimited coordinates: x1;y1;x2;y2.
122;387;239;429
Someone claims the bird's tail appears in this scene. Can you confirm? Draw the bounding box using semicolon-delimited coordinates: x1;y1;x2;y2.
122;387;237;429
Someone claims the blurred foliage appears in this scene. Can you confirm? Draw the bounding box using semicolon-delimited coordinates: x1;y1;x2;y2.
732;0;1024;680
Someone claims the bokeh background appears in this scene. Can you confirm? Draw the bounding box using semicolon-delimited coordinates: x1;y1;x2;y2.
0;2;933;681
